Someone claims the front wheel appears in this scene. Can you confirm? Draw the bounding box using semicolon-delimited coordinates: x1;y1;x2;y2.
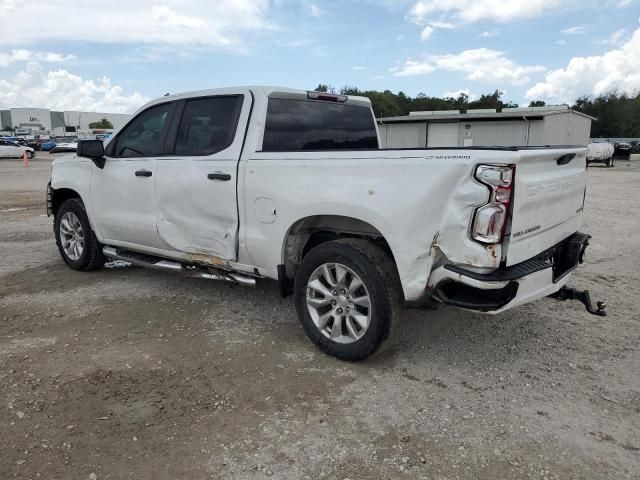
54;198;106;271
27;151;35;159
294;239;403;361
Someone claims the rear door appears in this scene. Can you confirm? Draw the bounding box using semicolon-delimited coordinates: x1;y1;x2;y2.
154;91;252;261
506;147;587;265
90;101;176;249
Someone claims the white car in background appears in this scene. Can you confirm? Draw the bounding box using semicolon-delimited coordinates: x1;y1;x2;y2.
0;139;35;159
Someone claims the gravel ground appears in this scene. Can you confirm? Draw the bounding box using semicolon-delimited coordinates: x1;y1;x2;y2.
1;154;638;480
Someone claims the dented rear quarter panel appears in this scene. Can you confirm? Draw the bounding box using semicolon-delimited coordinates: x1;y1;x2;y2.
240;149;520;301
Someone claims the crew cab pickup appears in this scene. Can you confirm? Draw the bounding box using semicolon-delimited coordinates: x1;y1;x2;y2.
47;86;602;361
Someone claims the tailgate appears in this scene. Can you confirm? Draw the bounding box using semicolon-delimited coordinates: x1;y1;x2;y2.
506;147;587;266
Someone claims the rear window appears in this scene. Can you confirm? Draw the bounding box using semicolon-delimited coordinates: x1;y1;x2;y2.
262;98;378;151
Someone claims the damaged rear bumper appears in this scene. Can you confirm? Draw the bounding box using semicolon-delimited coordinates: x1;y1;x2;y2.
429;232;590;313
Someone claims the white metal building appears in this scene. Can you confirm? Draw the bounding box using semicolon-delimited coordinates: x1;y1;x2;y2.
377;106;595;149
0;108;130;136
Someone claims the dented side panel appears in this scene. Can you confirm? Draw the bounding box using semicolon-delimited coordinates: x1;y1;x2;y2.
155;159;238;260
154;89;254;261
240;149;518;300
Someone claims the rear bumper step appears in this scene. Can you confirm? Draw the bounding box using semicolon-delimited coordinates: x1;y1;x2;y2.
103;246;256;286
435;279;518;311
433;232;591;313
444;232;590;284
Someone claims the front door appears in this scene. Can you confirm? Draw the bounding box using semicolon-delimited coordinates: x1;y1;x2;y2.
90;101;175;250
155;92;251;261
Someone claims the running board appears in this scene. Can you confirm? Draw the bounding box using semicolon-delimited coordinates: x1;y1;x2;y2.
103;246;256;286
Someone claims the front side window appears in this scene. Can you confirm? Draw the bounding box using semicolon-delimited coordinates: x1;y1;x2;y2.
174;96;243;156
262;98;378;151
114;103;172;157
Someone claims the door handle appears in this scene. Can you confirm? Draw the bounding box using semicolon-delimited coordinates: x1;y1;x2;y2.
135;169;152;177
207;172;231;181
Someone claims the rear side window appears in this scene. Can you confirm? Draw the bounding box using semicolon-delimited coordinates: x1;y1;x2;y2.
262;98;378;151
174;96;243;156
114;103;172;157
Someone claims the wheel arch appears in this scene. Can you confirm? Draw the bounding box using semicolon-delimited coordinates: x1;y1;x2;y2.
280;214;398;290
50;187;82;217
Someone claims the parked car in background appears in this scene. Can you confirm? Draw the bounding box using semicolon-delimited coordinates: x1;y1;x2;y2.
614;142;631;159
5;136;27;146
49;141;77;154
629;140;640;154
41;140;57;151
0;139;35;158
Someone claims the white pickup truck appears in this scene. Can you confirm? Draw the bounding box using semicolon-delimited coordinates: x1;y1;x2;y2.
47;86;605;361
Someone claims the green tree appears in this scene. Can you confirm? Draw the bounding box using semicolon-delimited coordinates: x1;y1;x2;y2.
314;84;336;93
467;90;518;111
312;82;640;137
88;118;114;129
573;91;640;138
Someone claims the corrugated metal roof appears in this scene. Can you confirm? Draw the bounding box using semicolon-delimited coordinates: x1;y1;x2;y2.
378;109;596;123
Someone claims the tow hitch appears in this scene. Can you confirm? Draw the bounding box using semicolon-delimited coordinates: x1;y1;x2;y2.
549;286;607;317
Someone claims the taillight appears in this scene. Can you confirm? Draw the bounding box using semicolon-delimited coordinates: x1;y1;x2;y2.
471;165;514;244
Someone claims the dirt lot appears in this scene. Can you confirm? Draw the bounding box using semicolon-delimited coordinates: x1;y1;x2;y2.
1;154;639;480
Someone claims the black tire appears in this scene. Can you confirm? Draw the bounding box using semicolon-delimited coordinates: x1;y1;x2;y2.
27;151;35;159
294;238;403;361
610;157;616;168
54;198;106;271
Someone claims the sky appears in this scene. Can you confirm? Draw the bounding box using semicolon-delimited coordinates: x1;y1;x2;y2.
0;0;639;113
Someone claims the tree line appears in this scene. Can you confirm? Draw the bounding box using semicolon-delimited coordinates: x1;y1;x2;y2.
315;84;640;138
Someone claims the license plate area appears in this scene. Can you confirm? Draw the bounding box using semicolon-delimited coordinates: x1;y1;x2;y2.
552;232;590;283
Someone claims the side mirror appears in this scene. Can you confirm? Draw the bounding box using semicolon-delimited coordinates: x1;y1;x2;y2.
77;140;106;169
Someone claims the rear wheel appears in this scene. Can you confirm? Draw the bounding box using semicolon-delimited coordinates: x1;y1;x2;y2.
54;198;106;271
294;239;402;361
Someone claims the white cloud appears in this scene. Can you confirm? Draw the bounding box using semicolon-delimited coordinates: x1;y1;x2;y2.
0;49;76;67
556;39;567;45
0;62;148;113
600;28;628;46
309;4;325;17
420;26;435;40
391;59;436;76
561;25;588;35
0;0;271;48
417;21;457;39
429;21;456;29
480;30;498;38
443;88;479;100
609;0;633;6
408;0;566;24
392;48;545;85
526;27;640;103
